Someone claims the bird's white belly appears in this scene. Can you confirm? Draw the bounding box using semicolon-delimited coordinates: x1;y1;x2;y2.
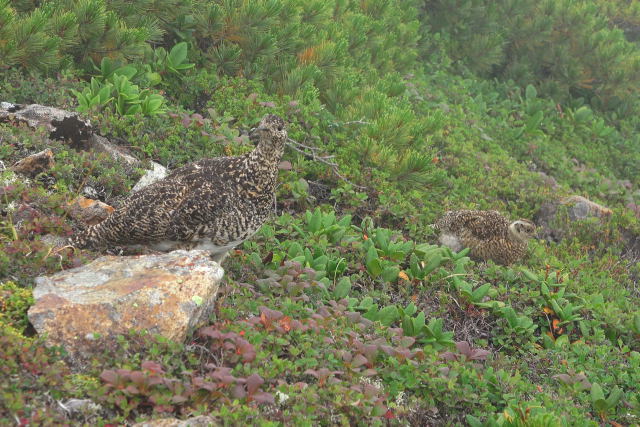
147;238;244;255
439;233;463;252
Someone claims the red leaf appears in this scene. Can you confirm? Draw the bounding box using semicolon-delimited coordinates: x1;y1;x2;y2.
141;361;164;374
100;370;119;385
231;384;246;399
124;385;139;394
251;392;275;405
384;409;395;419
352;354;368;368
246;373;264;395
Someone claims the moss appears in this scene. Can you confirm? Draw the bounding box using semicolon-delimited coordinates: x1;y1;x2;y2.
0;281;34;334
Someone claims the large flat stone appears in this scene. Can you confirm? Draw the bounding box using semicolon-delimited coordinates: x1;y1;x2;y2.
28;250;223;357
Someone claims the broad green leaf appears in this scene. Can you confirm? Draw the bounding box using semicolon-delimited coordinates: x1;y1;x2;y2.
525;84;537;100
358;297;374;310
308;208;322;233
125;104;141;115
366;257;383;278
521;268;539;282
402;315;414;336
365;245;379;265
471;283;491;302
377;305;398;326
114;65;137;79
287;242;302;258
590;383;605;403
381;266;400;283
574;106;593;123
334;277;351;299
605;387;623;408
169;42;189;66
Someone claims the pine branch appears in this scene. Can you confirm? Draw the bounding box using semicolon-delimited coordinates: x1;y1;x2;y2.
327;118;371;128
285;137;366;190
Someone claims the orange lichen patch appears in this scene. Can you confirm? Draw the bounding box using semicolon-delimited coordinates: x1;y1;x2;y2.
11;148;55;176
27;251;223;358
67;196;115;225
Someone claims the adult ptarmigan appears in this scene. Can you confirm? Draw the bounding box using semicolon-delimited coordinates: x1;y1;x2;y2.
71;114;287;262
433;210;536;265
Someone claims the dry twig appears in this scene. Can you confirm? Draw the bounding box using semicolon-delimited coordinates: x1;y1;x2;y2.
285;137;366;190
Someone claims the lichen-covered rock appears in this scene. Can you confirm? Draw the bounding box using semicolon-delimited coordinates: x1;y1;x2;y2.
27;250;223;358
561;195;612;220
132;416;220;427
535;195;613;242
11;148;55;177
66;196;115;225
131;161;168;192
0;102;92;147
86;133;140;165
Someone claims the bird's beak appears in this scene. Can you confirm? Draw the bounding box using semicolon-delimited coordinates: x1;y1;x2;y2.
249;124;267;143
250;124;268;133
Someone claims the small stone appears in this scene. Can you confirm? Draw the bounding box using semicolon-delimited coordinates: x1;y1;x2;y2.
57;398;102;416
11;148;55;177
131;415;220;427
67;196;115;225
27;250;223;361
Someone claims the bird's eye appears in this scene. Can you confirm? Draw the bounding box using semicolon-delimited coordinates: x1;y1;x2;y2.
277;125;283;131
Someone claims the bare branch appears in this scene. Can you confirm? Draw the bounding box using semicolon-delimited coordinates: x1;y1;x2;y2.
285;137;367;190
328;118;372;128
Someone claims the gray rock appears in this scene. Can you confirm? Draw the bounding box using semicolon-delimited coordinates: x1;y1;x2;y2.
0;103;92;147
28;250;223;359
86;133;140;165
131;162;168;192
561;195;612;220
535;195;612;242
132;416;220;427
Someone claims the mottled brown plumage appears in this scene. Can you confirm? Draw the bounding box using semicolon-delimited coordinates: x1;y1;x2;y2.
434;210;535;265
71;114;287;262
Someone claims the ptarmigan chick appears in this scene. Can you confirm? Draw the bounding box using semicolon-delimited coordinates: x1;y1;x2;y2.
433;210;535;265
71;114;287;262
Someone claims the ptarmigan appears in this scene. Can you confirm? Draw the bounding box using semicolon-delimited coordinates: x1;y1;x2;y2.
71;114;287;262
433;210;536;265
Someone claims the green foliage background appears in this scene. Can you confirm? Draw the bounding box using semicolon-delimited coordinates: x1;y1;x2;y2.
1;0;639;425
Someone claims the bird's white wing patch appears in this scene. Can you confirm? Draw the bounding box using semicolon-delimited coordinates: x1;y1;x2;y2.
439;234;463;252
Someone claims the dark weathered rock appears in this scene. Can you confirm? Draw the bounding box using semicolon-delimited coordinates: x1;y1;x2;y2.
0;102;92;148
1;102;145;167
11;148;55;177
28;250;223;359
